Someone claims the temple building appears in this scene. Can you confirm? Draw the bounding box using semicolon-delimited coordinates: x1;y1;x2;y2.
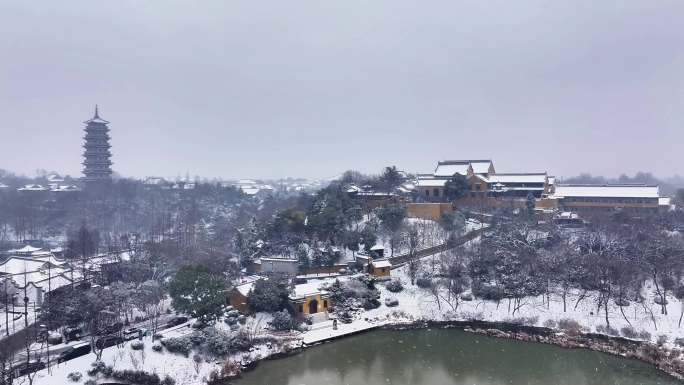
82;106;113;182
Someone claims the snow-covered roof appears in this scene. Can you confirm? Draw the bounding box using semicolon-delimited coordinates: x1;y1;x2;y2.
554;184;660;199
346;185;361;193
417;178;447;187
487;173;547;184
52;185;81;192
232;275;262;296
46;174;64;182
234;281;256;297
8;245;43;254
144;177;168;185
557;211;579;219
0;257;62;276
370;245;385;251
469;160;493;174
659;197;672;206
291;282;326;299
18;184;48;191
372;260;392;268
547;176;556;186
434;162;471;177
260;257;297;263
241;187;260;195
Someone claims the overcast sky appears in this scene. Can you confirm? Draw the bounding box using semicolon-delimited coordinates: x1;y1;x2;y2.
1;1;682;180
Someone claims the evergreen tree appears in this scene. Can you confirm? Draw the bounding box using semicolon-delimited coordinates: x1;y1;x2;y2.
247;279;290;313
443;174;469;201
168;265;226;323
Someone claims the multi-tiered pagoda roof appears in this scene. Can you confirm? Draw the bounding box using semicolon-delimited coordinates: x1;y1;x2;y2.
82;106;113;182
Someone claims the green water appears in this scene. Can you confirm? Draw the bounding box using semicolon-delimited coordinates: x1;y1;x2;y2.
230;329;680;385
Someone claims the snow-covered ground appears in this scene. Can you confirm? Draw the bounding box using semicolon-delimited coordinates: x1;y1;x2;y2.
0;305;37;336
31;314;295;385
370;265;684;343
295;261;684;348
29;264;684;384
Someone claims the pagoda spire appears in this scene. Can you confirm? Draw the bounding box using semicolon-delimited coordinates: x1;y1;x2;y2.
94;104;100;119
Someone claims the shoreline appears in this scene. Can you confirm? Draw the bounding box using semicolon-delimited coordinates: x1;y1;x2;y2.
229;319;684;383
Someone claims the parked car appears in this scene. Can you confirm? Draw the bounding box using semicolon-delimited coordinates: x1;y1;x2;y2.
101;322;123;335
123;327;143;341
12;360;45;377
95;335;124;349
166;316;188;327
58;342;91;363
64;326;82;342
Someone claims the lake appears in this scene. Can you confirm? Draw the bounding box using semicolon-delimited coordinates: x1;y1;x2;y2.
230;329;680;385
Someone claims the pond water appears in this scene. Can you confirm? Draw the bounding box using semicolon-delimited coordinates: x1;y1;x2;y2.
229;329;680;385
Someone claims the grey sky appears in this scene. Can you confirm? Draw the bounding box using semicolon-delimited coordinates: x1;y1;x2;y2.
1;0;682;180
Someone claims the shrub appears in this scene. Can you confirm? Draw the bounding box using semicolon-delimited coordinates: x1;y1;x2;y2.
416;277;432;289
543;319;557;328
361;297;381;310
110;369;163;385
621;326;639;339
654;296;668;305
131;340;145;350
657;335;668;346
472;283;502;301
152;343;163;352
84;380;97;385
504;316;539;326
203;328;234;356
384;297;399;307
385;279;404;293
228;331;252;352
638;330;652;340
674;337;684;347
460;311;484;321
162;375;176;385
459;293;473;301
270;310;295;331
620;327;651;341
557;318;583;336
595;324;619;336
67;372;82;382
87;361;107;377
161;336;194;356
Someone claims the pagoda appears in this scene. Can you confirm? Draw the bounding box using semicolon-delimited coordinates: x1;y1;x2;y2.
82;105;113;182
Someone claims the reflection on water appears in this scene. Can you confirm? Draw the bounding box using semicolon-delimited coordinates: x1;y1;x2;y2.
230;329;680;385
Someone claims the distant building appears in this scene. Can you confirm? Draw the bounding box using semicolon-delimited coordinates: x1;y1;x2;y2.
550;184;664;212
487;173;549;199
17;184;48;192
416;159;550;207
82;106;113;183
416;159;495;199
143;177;171;188
259;257;298;276
0;255;73;306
